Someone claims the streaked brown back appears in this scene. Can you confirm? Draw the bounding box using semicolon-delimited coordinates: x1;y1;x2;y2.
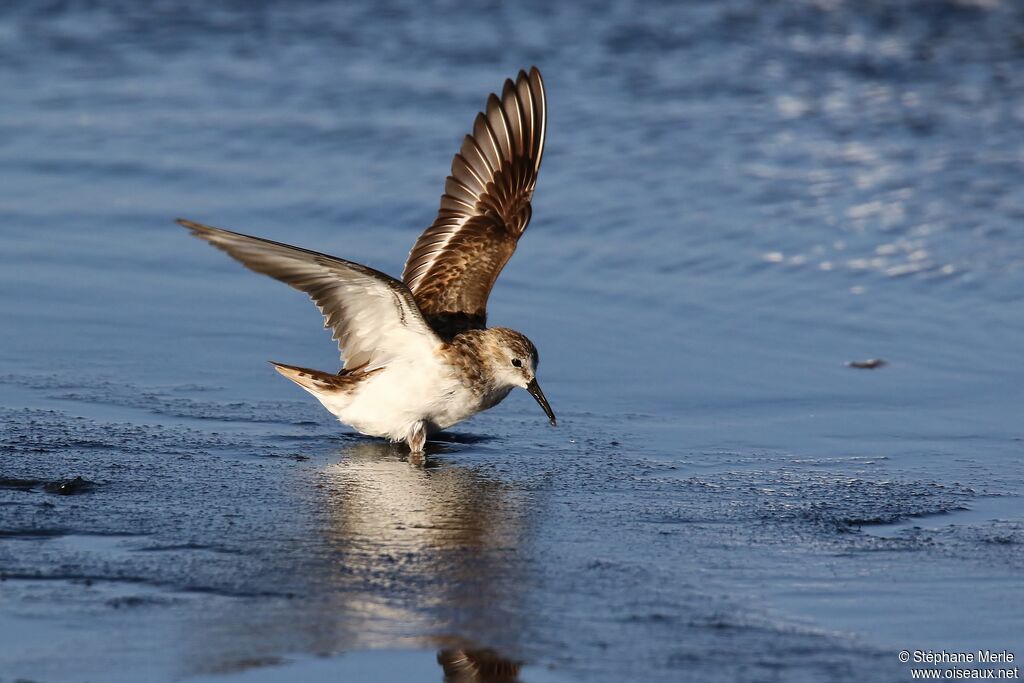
403;67;547;339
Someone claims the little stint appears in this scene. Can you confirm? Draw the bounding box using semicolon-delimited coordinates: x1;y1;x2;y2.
178;67;555;456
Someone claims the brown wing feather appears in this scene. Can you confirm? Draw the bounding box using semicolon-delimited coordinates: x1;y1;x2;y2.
403;67;546;339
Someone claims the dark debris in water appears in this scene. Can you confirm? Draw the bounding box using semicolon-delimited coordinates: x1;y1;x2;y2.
43;476;98;495
846;358;887;369
0;475;100;496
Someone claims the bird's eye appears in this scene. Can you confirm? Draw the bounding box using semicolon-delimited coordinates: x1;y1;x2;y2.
511;358;522;368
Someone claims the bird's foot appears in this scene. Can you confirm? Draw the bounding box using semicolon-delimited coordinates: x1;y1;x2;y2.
407;421;427;466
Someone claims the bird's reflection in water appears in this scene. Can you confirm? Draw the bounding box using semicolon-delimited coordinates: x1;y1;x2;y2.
177;438;534;679
438;647;522;682
318;438;532;668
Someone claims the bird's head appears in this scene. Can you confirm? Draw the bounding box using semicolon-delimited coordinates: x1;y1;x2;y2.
484;327;556;426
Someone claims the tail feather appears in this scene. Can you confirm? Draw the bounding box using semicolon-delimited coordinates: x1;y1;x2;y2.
270;362;371;394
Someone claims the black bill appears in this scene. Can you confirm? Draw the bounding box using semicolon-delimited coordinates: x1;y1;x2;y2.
526;378;557;426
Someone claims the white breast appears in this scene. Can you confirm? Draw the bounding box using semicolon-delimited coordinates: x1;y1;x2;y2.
313;356;508;442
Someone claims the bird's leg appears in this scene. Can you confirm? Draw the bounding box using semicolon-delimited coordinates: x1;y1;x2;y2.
407;421;427;465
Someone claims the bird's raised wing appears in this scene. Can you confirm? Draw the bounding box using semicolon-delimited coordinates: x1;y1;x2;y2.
403;67;547;339
178;219;440;370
